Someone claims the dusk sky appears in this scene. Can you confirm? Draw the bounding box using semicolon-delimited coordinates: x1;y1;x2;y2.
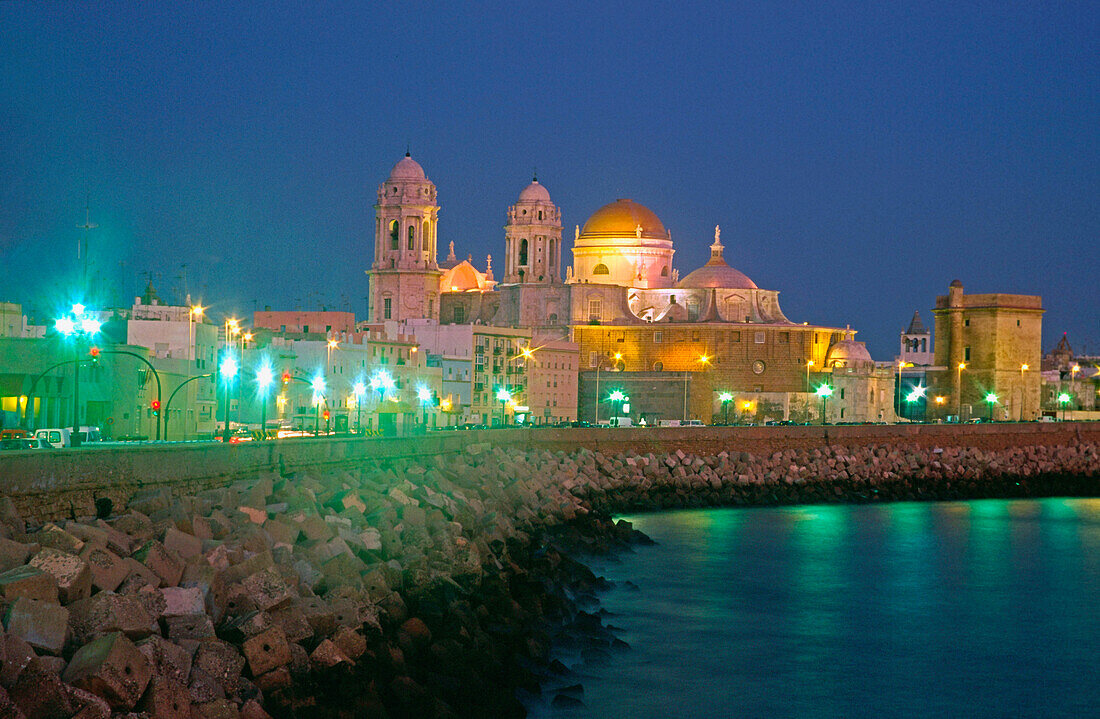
1;2;1096;359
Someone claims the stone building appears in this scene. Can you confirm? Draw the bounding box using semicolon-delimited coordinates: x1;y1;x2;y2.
930;280;1043;421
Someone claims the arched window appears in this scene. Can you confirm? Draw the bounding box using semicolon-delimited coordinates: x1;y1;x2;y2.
538;210;544;220
408;225;416;250
661;266;669;276
653;361;664;371
548;313;558;324
593;263;609;275
519;238;528;266
390;221;399;250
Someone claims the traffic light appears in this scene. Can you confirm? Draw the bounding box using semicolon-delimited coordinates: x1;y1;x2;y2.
89;346;100;365
150;400;160;417
322;410;330;421
281;372;291;389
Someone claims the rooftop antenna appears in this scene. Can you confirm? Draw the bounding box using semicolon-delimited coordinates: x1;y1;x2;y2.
406;140;411;157
77;194;97;298
533;167;538;182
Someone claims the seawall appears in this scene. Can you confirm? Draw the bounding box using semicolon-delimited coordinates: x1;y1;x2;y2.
2;423;1099;522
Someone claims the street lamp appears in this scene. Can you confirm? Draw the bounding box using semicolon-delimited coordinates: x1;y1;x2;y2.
815;383;833;425
984;392;998;421
956;362;966;419
55;304;102;446
310;374;326;435
608;389;625;421
1058;392;1072;422
353;381;366;434
370;370;395;433
256;363;274;439
806;360;814;392
905;385;926;422
417;386;432;429
189;305;204;363
219;355;238;442
719;391;733;425
593;353;622;423
496;387;512;427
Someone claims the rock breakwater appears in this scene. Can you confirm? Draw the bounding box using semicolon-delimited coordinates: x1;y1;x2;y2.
0;440;1095;718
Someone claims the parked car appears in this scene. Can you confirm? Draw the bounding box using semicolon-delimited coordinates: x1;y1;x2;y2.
34;428;72;448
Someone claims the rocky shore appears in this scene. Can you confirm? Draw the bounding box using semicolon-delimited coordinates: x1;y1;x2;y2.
0;440;1096;718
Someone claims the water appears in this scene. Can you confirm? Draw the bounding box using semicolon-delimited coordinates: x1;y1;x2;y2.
532;498;1100;718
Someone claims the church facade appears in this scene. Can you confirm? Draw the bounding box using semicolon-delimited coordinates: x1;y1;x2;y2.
369;154;885;424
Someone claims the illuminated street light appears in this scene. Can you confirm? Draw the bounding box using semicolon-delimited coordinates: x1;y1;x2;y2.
54;303;102;446
219;354;238;443
353;381;367;434
1058;392;1072;422
256;363;274;439
310;374;326;435
719;391;733;424
806;360;814;392
984;392;998;421
370;370;395;434
417;386;432;429
496;387;512;427
815;383;833;425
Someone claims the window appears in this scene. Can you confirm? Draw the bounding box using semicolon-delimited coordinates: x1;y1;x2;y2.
964;318;970;327
654;331;662;343
754;331;766;344
840;388;845;399
1017;319;1021;327
428;299;433;316
383;298;392;320
453;306;465;323
779;332;789;344
588;298;602;321
519;238;528;266
731;331;741;342
589;351;598;368
661;266;669;276
593;263;609;275
408;225;415;250
538;210;544;220
964;346;971;361
653;361;664;371
688;302;699;321
302;325;309;333
548;313;558;324
390;221;399;250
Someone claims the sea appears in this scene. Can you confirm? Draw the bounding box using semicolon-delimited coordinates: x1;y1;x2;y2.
528;498;1100;718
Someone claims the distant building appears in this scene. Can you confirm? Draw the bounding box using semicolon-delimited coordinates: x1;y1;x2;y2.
252;310;356;338
930;280;1043;421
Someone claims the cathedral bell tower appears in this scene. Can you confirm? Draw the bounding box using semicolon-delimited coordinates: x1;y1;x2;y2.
501;177;563;285
368;153;441;322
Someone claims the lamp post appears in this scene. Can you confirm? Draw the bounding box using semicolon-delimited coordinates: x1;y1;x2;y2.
594;353;622;423
1058;392;1071;422
719;391;733;425
353;381;366;434
984;392;998;421
496;388;512;427
815;383;833;425
189;305;204;362
370;370;395;434
806;360;813;392
256;363;274;439
220;354;237;442
1019;363;1029;420
608;390;625;424
956;362;966;420
934;395;946;422
54;304;102;446
311;374;325;436
905;385;926;422
417;386;432;430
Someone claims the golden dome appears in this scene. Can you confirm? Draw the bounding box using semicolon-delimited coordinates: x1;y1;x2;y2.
580;199;667;240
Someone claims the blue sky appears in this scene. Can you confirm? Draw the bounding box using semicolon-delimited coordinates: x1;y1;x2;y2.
1;2;1096;358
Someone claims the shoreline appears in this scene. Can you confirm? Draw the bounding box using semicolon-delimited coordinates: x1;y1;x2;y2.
0;440;1095;717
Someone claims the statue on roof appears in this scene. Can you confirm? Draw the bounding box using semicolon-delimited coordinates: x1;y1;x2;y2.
635;225;643;239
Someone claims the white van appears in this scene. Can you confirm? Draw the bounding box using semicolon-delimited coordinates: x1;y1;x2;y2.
609;417;633;427
683;419;705;427
34;428;71;448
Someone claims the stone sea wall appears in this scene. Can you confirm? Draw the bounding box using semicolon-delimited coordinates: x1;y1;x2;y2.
0;439;1096;717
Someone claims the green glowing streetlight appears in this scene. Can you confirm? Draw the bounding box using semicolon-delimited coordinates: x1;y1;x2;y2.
984;392;998;421
55;303;102;446
1058;392;1072;422
496;387;512;427
255;363;274;440
904;385;926;422
815;384;833;425
417;386;432;430
311;374;325;435
219;354;238;443
353;380;367;434
719;391;734;425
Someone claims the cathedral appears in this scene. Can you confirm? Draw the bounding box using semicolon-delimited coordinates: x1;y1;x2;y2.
368;154;888;424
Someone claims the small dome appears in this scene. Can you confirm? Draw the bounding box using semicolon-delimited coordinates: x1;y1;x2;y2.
950;279;963;288
518;179;551;203
826;339;873;366
389;153;426;181
677;264;757;290
580;199;667;239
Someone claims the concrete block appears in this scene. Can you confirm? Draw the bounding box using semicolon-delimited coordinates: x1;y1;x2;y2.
296;596;335;638
79;544;129;593
34;523;85;554
310;638;351;669
242;626;292;677
0;538;37;572
136;634;194;686
261;518;299;548
28;547;92;604
192;639;246;697
266;605;313;644
240;506;267;525
68;591;155;644
163;527;203;560
63;632;151;711
192;516;214;541
0;632;36;688
108;511;155;543
294;514;334;542
63;684;113;719
164;613;216;641
3;597;69;655
252;665;292;692
0;564;59;602
119;557;161;593
212;584;258;623
195;698;242;719
240;568;293;612
240;698;275;719
131;540;184;587
0;687;25;719
219;610;272;643
138;674;191;719
331;627;367;660
0;497;24;533
161;586;205;617
93;519;135;556
216;550;273;587
8;657;73;718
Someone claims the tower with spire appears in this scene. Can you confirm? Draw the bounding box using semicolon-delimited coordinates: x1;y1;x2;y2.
501;175;563;285
899;310;933;365
367;153;442;323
